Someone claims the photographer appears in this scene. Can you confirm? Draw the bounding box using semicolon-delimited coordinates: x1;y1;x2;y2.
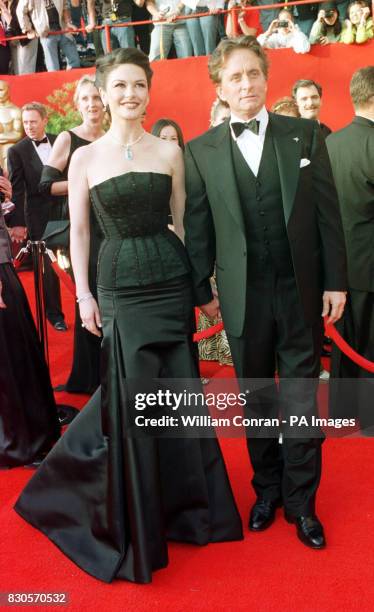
257;8;311;53
309;1;342;44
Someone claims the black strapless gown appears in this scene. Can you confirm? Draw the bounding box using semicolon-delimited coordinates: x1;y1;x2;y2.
15;173;243;583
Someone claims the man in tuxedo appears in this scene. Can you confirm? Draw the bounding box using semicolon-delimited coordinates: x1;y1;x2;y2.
7;102;67;331
326;66;374;432
184;36;347;549
292;79;332;139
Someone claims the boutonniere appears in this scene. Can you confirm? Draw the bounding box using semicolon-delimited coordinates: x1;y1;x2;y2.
293;137;299;142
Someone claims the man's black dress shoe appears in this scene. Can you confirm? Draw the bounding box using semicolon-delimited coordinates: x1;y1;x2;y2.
53;320;68;331
24;455;45;469
249;499;281;532
285;513;326;549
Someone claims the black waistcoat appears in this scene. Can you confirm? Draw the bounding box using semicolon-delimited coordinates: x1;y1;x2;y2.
231;126;294;278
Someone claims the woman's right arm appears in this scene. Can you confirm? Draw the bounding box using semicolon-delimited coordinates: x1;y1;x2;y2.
68;148;102;337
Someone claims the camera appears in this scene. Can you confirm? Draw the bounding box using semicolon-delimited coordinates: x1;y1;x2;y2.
324;10;335;17
277;20;289;27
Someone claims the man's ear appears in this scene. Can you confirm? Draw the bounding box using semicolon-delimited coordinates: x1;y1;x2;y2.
99;87;107;108
216;85;226;103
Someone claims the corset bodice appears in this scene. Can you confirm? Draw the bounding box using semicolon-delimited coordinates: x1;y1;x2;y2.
89;172;190;289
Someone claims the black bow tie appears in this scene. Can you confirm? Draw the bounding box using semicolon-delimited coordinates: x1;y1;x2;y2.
231;120;260;138
33;136;48;146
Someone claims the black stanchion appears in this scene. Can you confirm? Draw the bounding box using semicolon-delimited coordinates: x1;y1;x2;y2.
15;240;79;426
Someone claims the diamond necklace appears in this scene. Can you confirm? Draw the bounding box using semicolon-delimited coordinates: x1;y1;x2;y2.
109;130;146;161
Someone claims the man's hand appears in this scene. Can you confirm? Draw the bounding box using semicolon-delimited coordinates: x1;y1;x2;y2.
0;176;12;200
8;226;27;243
166;10;179;22
0;280;6;309
322;291;346;324
266;19;279;35
200;297;220;320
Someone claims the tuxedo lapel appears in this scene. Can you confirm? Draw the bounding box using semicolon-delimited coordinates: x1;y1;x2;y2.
203;121;245;232
269;113;303;226
25;138;43;180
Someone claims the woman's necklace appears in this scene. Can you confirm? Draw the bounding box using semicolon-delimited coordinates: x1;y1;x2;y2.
109;130;146;161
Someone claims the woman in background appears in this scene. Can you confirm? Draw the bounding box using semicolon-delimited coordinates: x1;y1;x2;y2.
210;97;230;127
309;2;342;44
196;97;232;370
340;1;373;43
39;75;105;394
151;118;185;150
271;96;300;117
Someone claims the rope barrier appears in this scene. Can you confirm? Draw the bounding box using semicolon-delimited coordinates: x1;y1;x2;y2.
32;261;373;373
325;318;374;374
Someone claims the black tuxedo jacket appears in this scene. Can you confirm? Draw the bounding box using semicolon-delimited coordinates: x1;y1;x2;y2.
7;134;59;239
184;113;347;337
326;116;374;292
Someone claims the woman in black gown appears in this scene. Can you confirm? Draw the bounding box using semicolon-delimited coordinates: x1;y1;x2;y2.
15;48;243;584
39;75;105;394
0;183;60;469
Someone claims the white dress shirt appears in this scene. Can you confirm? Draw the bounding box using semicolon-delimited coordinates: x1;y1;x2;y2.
32;136;52;165
230;106;269;177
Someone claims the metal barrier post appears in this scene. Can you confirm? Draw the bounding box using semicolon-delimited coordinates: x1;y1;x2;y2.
105;24;112;52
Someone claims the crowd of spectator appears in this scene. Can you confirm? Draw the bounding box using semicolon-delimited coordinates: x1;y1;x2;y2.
0;0;372;74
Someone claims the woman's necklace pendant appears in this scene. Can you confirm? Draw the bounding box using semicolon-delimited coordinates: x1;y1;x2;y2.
125;145;133;161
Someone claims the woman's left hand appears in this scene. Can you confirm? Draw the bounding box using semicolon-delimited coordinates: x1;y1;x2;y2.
0;175;12;200
0;280;6;309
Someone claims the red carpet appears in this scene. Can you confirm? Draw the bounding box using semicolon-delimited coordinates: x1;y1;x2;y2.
1;271;374;611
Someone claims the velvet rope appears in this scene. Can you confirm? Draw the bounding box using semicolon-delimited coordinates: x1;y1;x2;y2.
49;261;77;297
324;319;374;374
193;308;374;374
17;258;373;373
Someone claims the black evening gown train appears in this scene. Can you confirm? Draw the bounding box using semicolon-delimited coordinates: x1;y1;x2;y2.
15;172;243;583
0;212;60;468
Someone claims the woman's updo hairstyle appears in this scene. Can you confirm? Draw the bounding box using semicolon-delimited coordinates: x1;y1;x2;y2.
95;47;153;90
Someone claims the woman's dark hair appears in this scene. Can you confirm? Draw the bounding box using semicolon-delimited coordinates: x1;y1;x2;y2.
347;0;371;19
320;7;342;37
95;47;153;90
151;118;185;151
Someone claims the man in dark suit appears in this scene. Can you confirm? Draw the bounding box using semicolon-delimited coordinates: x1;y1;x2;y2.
184;36;347;549
292;79;332;139
326;66;374;432
7;102;67;331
